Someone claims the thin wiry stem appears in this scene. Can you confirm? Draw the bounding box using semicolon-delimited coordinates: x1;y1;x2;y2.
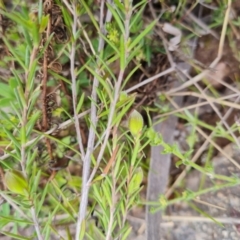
75;1;109;238
41;1;52;132
127;214;240;225
165;94;240;198
1;192;43;239
0;193;32;221
87;1;132;185
62;0;96;55
70;2;85;158
30;207;43;240
176;64;240;151
125;67;175;94
87;70;125;184
156;92;239;119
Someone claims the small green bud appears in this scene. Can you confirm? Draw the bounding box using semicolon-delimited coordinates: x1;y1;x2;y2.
129;167;143;195
128;110;144;137
119;91;128;102
4;170;29;196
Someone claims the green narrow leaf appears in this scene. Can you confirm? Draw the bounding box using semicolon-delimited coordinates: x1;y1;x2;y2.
10;102;22;123
189;202;224;227
65;226;73;240
26;149;38;174
13;88;23;110
0;10;32;29
76;92;85;113
33;130;81;156
27;58;38;92
61;4;72;28
0;216;32;225
0;98;14;107
37;182;49;216
92;184;103;204
22;28;32;49
3;127;21;149
50;180;77;215
99;33;120;55
3;37;26;70
96;88;109;114
42;204;61;237
101;179;112;206
28;87;41;115
119;35;125;70
113;147;124;178
0;220;8;230
17;86;27;108
38;0;43;22
79;220;86;240
113;0;125;12
128;167;143;195
0;202;10;216
29;169;41;197
130;3;145;30
11;69;24;87
126;40;143;66
42;216;51;240
0;111;18;129
106;3;125;35
114;102;132;125
123;63;141;88
9;78;19;90
1;148;21;162
98;54;118;82
26;111;41;137
121;225;132;240
0;82;14;99
48;71;71;84
0;231;32;240
0;203;10;229
25;44;30;68
128;19;157;51
84;64;113;101
39;15;49;33
80;0;100;32
132;0;146;11
115;223;130;238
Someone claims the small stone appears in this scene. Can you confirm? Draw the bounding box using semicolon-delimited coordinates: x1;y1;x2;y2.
222;230;228;238
230;231;237;239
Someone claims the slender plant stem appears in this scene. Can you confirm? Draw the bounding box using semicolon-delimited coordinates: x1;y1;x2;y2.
30;207;43;240
70;2;85;158
126;67;175;94
41;0;53;159
0;193;32;221
87;1;132;185
75;1;109;238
